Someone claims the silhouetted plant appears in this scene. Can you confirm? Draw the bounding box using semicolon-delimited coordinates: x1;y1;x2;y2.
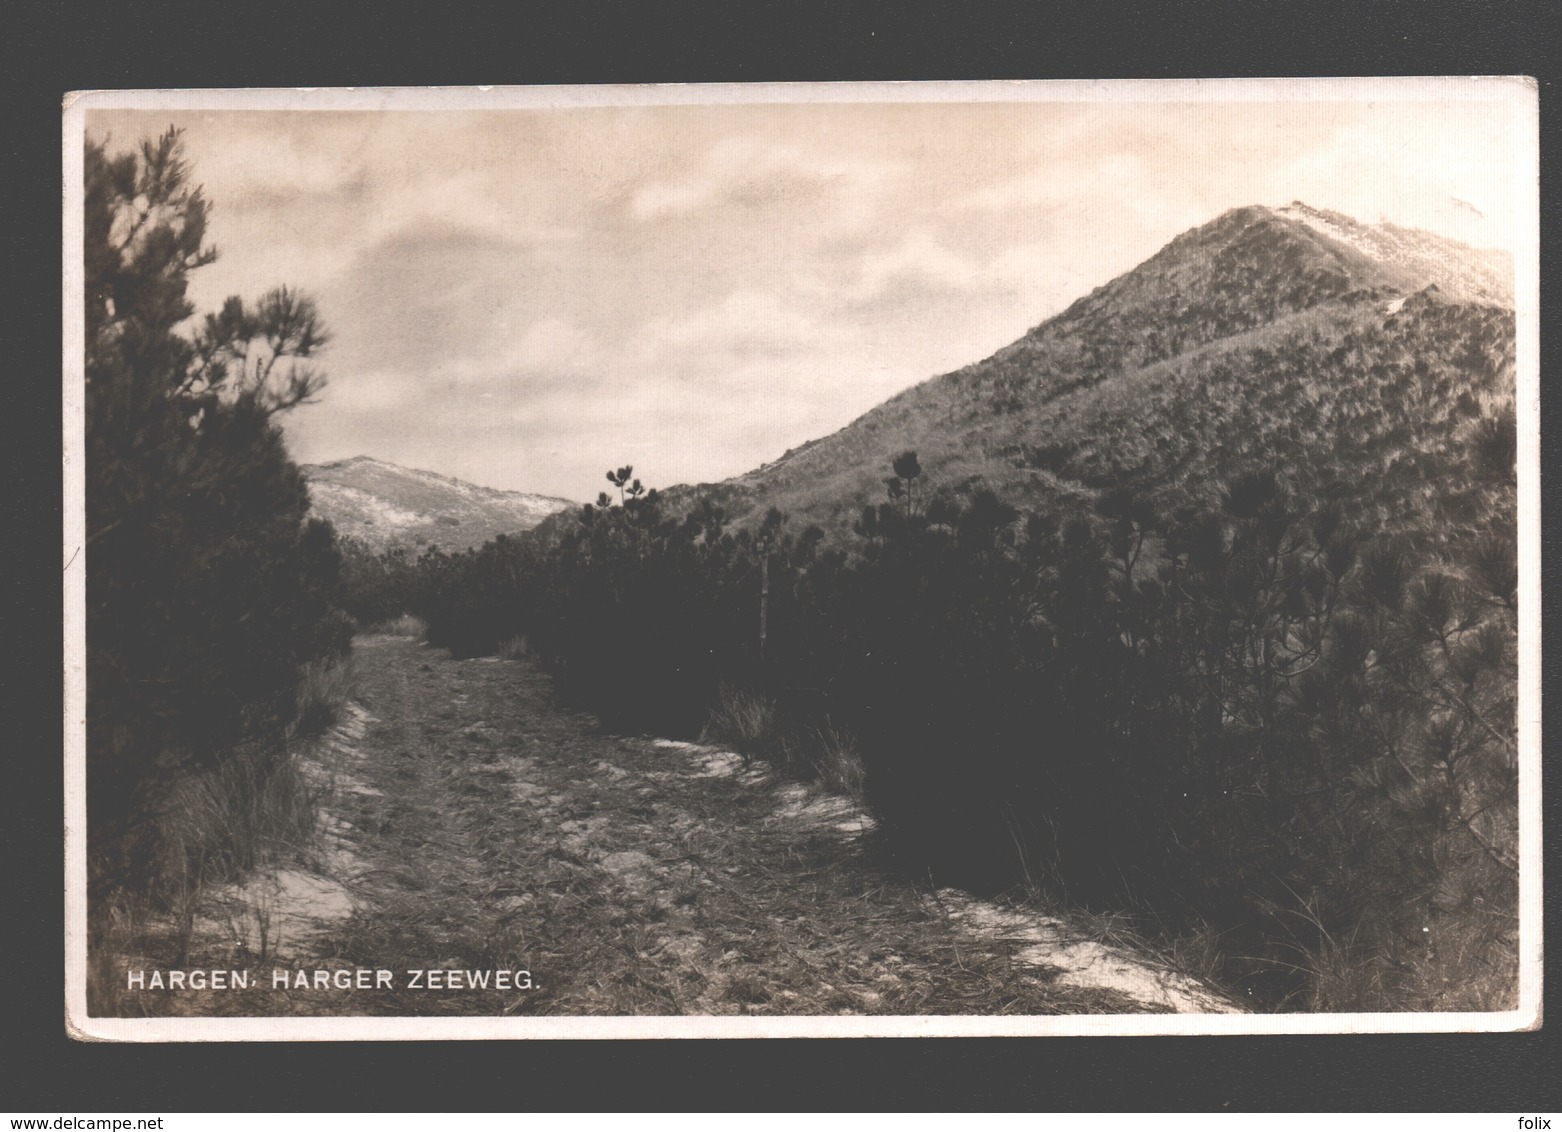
890;450;922;517
607;464;641;506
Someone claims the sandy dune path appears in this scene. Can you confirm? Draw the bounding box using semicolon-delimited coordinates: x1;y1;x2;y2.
183;632;1239;1018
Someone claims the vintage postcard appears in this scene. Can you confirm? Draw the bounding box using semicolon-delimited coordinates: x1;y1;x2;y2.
63;79;1540;1039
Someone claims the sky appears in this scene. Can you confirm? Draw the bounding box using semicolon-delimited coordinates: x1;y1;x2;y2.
83;82;1531;502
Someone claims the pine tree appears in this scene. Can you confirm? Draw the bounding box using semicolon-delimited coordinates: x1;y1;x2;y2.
84;128;345;905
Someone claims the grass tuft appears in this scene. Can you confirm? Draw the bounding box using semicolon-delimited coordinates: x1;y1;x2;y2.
807;722;867;799
363;613;428;639
292;656;354;740
701;685;790;768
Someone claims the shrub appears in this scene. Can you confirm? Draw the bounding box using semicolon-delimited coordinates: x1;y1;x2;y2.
338;539;426;626
411;448;1517;1010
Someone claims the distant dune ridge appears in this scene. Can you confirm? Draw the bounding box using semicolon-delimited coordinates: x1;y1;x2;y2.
315;202;1514;553
661;202;1514;537
302;456;574;552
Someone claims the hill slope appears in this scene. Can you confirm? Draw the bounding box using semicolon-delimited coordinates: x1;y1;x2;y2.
304;456;574;552
669;203;1514;539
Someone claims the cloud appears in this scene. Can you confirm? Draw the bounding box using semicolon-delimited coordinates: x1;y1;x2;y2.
843;232;983;302
630;136;899;227
502;317;598;371
648;290;822;356
1270;111;1520;250
949;154;1145;214
368;167;580;248
319;225;564;373
319;369;418;414
166;117;370;201
787;229;1058;329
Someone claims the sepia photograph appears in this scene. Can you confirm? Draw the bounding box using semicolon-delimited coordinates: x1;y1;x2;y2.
63;79;1540;1040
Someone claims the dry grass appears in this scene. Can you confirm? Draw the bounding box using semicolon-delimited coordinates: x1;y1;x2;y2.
89;741;330;1014
292;656;354;739
993;875;1246;1012
806;722;867;799
701;685;789;768
177;744;322;880
88;660;354;1017
702;689;868;800
363;613;428;638
1302;913;1517;1013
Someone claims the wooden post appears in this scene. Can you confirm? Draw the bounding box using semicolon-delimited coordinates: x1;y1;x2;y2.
759;551;769;661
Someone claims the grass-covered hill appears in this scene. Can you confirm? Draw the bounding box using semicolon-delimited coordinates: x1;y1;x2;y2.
669;203;1514;541
303;455;574;552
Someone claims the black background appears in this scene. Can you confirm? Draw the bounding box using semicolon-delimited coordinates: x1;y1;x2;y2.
7;0;1558;1112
